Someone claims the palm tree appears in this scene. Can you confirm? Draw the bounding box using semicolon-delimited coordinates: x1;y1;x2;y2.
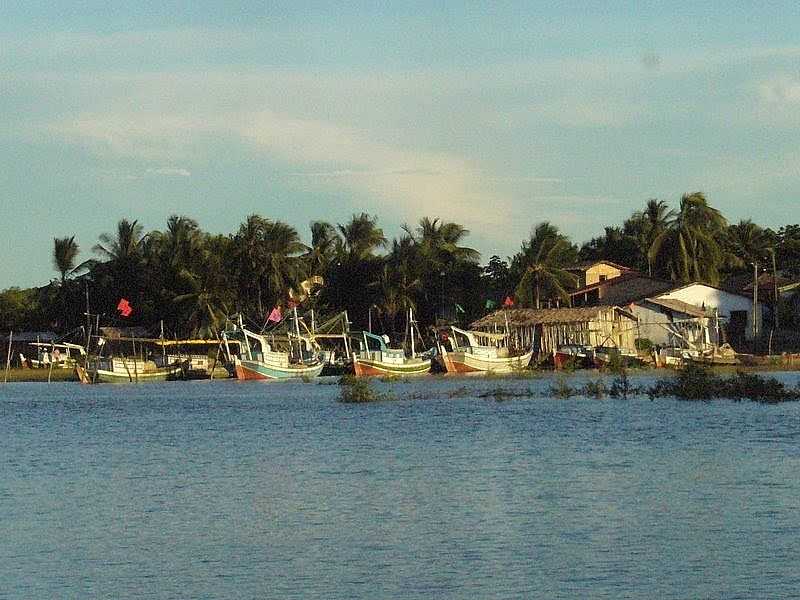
52;236;80;285
649;193;727;284
627;199;674;275
371;261;421;335
231;216;307;318
512;222;578;308
304;221;338;275
725;220;775;271
93;219;146;263
337;213;387;260
261;220;307;306
407;217;481;265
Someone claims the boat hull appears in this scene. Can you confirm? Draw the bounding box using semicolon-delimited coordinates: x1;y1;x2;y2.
90;367;180;383
352;357;431;377
234;358;324;380
441;349;533;374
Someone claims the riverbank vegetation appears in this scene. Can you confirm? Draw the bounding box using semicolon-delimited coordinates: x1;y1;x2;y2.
2;193;800;340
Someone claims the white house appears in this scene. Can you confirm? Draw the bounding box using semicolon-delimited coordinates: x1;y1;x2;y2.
654;283;762;343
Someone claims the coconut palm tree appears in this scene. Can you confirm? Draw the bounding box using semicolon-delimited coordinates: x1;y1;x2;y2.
93;219;146;263
336;213;387;260
261;220;308;306
626;199;674;275
512;222;578;308
725;220;775;271
304;221;338;275
406;217;481;265
52;236;80;285
649;193;727;284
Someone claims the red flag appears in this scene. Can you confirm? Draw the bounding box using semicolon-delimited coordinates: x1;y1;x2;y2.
503;296;514;307
267;306;282;323
117;298;133;318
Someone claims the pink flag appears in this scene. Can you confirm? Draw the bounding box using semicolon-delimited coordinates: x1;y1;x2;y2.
267;306;282;323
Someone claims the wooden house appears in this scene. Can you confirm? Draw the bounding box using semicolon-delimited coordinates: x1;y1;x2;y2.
470;306;638;355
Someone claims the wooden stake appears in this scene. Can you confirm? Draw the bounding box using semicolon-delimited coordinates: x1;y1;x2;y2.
3;330;12;383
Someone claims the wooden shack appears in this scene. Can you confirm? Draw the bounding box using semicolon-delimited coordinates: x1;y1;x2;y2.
470;306;638;355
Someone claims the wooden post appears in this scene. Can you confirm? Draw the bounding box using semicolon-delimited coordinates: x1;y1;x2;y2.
47;341;55;383
132;337;139;383
3;330;12;383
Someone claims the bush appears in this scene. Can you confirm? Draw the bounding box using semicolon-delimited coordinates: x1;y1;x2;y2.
646;363;800;403
338;374;390;403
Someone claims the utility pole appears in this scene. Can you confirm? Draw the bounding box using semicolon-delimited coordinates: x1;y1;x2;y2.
771;248;779;331
752;262;759;353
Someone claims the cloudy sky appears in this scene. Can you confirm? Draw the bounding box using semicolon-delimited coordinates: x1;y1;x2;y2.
2;1;799;287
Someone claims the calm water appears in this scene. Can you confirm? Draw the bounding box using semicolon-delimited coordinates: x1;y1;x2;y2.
2;373;800;599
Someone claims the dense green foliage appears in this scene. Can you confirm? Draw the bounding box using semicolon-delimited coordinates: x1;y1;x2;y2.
2;192;799;337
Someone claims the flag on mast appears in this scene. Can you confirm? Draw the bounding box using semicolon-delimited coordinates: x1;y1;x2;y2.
116;298;133;317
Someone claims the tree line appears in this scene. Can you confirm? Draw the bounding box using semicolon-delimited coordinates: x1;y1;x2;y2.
2;192;799;337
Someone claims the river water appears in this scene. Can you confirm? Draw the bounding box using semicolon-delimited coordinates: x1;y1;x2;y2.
2;373;800;599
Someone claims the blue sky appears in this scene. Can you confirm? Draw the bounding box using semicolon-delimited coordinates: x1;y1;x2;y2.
2;2;800;287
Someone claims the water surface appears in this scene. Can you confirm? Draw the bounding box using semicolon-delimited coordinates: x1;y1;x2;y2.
2;374;800;599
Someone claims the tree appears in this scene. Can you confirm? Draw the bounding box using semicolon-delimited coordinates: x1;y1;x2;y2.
52;236;80;285
232;215;306;319
636;199;674;276
304;221;338;275
649;193;727;285
725;220;775;272
93;219;146;264
512;222;578;308
579;226;639;269
337;213;387;260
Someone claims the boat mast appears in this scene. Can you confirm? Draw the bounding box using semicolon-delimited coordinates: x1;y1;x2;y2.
293;306;302;360
410;308;416;358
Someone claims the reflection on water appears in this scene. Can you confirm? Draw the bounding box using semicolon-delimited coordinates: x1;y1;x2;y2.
2;374;800;599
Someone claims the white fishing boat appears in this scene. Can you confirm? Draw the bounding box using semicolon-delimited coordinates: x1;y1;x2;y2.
26;342;86;369
223;315;324;380
438;326;532;374
351;309;432;377
84;355;183;383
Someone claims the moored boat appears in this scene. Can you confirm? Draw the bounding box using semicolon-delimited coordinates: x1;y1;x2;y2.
223;316;324;381
553;344;594;370
350;309;433;377
350;331;431;376
85;356;183;383
438;326;532;374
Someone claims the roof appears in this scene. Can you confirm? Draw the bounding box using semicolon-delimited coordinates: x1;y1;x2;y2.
662;281;759;302
570;273;675;305
98;326;153;340
566;260;636;273
471;306;634;328
643;297;713;318
0;331;57;342
723;272;796;294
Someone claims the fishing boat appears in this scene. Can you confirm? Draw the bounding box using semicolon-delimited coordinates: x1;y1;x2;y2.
27;342;86;369
223;315;324;380
438;326;533;374
591;346;643;369
553;344;595;370
350;309;432;377
350;332;432;376
83;355;183;383
154;339;234;379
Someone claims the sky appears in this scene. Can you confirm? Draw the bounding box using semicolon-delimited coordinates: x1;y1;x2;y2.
2;1;800;287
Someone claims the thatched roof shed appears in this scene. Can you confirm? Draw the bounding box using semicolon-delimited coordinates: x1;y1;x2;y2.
471;306;638;354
